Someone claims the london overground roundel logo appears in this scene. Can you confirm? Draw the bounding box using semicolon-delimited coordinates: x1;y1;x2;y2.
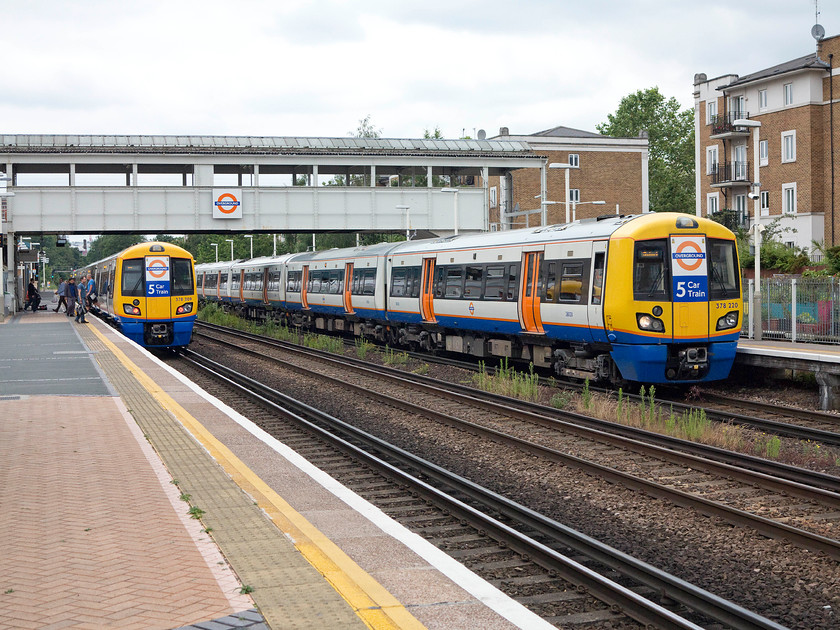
673;240;704;272
214;193;240;214
146;258;169;279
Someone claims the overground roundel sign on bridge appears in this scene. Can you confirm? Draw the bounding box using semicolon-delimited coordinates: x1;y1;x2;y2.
212;188;243;219
670;236;708;302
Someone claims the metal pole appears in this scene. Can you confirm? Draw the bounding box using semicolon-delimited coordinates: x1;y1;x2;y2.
564;168;571;224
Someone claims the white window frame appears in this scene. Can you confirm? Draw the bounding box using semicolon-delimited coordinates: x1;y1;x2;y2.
706;192;719;216
782;182;797;214
759;139;768;166
760;191;769;216
707;100;717;124
734;194;747;217
781;130;796;163
568;153;580;167
784;82;793;106
569;188;581;203
758;89;767;110
706;146;718;175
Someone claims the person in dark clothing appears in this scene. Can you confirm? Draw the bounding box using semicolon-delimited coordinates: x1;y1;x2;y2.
74;277;88;323
54;277;68;312
24;280;41;312
65;277;77;317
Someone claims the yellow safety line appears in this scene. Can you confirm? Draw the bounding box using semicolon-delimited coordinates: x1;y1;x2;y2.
87;324;426;630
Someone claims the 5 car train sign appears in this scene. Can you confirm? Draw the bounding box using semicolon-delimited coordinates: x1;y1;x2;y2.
145;255;171;297
212;188;243;219
670;236;707;302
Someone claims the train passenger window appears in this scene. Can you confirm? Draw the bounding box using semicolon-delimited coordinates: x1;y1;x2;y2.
591;253;605;305
328;270;341;294
362;269;376;295
121;259;145;297
464;266;483;298
286;270;301;292
268;271;281;292
708;239;740;300
433;266;447;298
507;264;520;301
391;268;408;297
483;266;505;300
559;263;583;302
309;272;322;293
231;273;241;290
171;259;194;296
445;266;464;299
633;240;668;300
219;274;228;289
408;266;422;298
543;262;558;302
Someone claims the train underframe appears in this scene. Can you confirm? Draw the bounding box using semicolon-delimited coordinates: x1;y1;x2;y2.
220;300;629;385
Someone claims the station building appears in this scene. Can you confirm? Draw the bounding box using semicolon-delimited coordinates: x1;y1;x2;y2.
693;32;840;254
487;126;650;229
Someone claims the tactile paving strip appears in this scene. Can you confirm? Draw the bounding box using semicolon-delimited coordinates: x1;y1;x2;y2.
77;324;367;630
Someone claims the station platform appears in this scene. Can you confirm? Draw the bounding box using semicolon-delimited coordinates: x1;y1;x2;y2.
0;309;552;630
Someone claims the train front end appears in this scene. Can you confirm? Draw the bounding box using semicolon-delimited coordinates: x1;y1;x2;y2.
116;243;197;348
604;213;742;384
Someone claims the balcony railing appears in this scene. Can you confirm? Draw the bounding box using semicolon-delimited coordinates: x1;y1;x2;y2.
710;160;751;185
710;111;750;135
710;208;750;231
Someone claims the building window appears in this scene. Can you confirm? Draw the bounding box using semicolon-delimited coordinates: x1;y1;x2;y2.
760;191;769;216
782;130;796;163
759;140;768;166
707;100;717;124
730;95;745;118
706;146;718;175
707;192;719;216
490;186;497;209
568;154;580;167
569;189;581;203
759;89;768;110
784;83;793;106
734;194;747;218
782;183;797;214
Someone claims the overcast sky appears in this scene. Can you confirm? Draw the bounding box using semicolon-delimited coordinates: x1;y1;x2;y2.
1;0;834;140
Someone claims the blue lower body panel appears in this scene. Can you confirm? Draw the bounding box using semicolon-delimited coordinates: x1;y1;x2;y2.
610;340;738;383
118;316;196;348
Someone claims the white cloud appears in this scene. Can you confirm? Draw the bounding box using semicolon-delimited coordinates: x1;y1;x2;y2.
0;0;834;138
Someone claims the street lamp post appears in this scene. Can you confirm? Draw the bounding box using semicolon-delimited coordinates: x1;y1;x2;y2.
440;188;460;235
0;174;14;318
549;162;579;224
244;234;253;259
211;243;218;263
735;118;763;340
225;238;234;261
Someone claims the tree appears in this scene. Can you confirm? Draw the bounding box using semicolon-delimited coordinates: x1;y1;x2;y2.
351;115;381;139
596;87;694;213
423;126;443;139
85;234;146;261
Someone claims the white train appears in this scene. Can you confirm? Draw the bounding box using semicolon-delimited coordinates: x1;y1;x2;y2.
197;213;743;384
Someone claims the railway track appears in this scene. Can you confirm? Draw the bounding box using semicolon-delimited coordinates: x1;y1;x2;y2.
193;322;840;555
172;348;784;630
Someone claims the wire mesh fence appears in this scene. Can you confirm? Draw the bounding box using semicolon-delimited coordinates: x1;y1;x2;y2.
742;277;840;343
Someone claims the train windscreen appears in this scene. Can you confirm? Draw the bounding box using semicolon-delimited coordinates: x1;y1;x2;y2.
171;258;194;296
633;240;668;300
708;239;740;300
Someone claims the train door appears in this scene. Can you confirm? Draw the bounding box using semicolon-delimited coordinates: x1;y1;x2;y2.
670;235;709;341
238;270;245;303
343;263;354;314
588;242;608;343
301;265;310;309
419;258;436;322
518;250;545;334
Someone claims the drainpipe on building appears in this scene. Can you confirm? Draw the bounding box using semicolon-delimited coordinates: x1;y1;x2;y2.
830;54;835;246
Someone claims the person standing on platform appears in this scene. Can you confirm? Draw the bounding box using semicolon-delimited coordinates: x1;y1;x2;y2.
65;277;77;318
86;273;97;309
74;276;88;323
54;277;67;312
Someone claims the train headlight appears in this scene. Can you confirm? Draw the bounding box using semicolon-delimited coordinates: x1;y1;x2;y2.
716;310;739;330
176;303;194;315
123;304;141;316
637;313;665;333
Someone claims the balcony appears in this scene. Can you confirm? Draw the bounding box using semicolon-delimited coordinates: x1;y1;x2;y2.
710;161;751;187
710;112;752;138
710;208;750;231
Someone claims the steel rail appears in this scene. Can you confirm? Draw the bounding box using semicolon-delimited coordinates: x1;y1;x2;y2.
194;322;840;496
179;349;786;630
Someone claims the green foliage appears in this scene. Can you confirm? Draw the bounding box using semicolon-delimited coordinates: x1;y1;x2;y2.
423;126;443;139
596;87;694;213
759;241;810;273
383;346;409;366
352;115;381;139
473;358;540;402
86;234;146;261
354;338;375;359
550;390;573;409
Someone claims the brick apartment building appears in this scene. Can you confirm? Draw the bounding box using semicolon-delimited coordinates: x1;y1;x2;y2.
488;126;649;229
694;33;840;254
